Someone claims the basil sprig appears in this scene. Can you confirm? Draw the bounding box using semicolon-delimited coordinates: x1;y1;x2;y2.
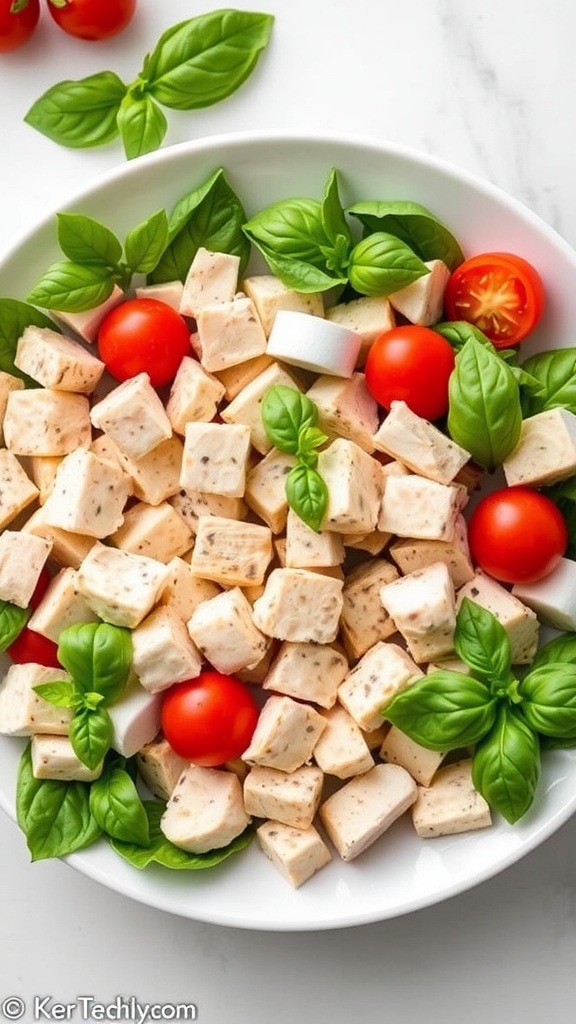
34;622;132;770
383;599;576;825
346;198;464;270
24;11;275;160
261;384;329;532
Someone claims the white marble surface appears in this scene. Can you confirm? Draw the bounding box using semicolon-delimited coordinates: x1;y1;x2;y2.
2;0;576;1020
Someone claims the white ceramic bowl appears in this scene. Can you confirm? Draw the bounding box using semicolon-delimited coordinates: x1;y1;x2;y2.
1;130;576;932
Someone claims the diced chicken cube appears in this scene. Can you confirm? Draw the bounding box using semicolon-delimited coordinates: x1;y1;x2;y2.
262;641;348;709
379;473;466;540
389;513;475;588
388;259;450;325
317;437;384;534
15;325;105;393
340;557;400;660
27;567;99;642
170;488;247;534
338;641;424;732
113;435;185;506
76;543;170;628
212;353;275;401
90;373;173;461
412;759;492;838
285;508;345;568
324;295;395;367
132;605;202;693
220;361;304;455
305;372;379;453
0;664;73;736
136;280;184;310
161;764;250;854
503;408;576;486
190;516;272;587
20;508;96;569
252;567;344;644
242;694;326;773
0;450;39;529
379;562;457;664
373;400;471;484
457;572;539;664
380;726;446;786
4;388;91;456
256;821;332;888
0;532;51;608
195;296;267;372
27;455;62;504
244;449;295;533
111;500;193;563
50;285;124;343
187;587;269;675
0;370;24;445
180;421;251;498
165;356;225;434
159;556;220;621
242;274;324;336
42;449;130;539
319;763;417;861
135;735;189;801
313;705;374;779
30;734;103;782
243;763;324;829
179;247;240;317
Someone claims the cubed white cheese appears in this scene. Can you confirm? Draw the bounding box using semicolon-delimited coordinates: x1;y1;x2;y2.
503;408;576;486
4;388;91;456
512;558;576;631
388;259;450;325
267;310;362;377
108;676;163;757
252;567;344;644
319;763;417;861
161;764;250;854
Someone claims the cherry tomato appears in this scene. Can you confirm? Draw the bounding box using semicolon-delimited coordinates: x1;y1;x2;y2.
364;325;455;421
444;252;544;348
47;0;136;41
30;565;52;608
0;0;39;53
97;298;191;388
468;486;567;585
161;671;260;767
6;626;61;668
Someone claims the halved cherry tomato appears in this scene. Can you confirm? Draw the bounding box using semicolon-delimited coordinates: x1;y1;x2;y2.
6;626;61;668
97;297;191;388
364;325;455;421
468;486;567;584
161;671;260;767
0;0;40;53
47;0;136;41
444;252;544;348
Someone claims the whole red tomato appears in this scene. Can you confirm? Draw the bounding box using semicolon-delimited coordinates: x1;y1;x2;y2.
0;0;39;53
468;486;567;585
365;324;455;421
161;671;260;767
47;0;136;41
97;297;191;388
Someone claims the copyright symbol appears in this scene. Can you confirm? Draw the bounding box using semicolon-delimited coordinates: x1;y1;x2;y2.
1;997;25;1020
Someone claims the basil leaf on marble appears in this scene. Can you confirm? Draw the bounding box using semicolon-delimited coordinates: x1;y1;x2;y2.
117;92;168;161
24;71;127;149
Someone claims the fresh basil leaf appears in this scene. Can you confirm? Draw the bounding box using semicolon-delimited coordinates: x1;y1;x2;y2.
286;463;328;533
33;680;78;709
26;260;115;314
455;598;512;681
520;348;576;416
321;168;353;261
57;622;132;705
109;800;253;870
261;385;319;455
347;199;464;270
447;333;522;471
56;213;123;268
383;670;498;751
554;497;576;560
24;71;127;149
530;632;576;669
242;239;346;293
117;92;168;161
348;232;429;296
123;209;169;275
297;425;329;455
69;706;113;771
519;663;576;739
0;298;60;383
472;704;540;824
435;320;497;353
244;197;333;263
16;744;101;861
89;765;149;846
150;168;250;283
143;11;274;111
0;600;30;650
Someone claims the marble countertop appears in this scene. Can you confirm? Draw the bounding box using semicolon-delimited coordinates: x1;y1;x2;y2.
2;1;576;1021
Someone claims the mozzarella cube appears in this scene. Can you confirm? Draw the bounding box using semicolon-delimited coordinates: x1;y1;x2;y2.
27;567;99;642
0;664;73;736
457;572;539;664
244;449;295;533
319;763;417;861
412;759;492;837
4;388;91;456
220;361;304;455
111;500;193;563
187;587;269;675
256;821;332;888
373;400;471;484
243;764;324;829
338;641;424;732
306;372;379;453
76;543;170;628
325;295;395;366
380;726;446;786
108;676;163;757
388;259;450;325
340;557;400;660
313;705;374;779
179;247;240;316
512;558;576;631
42;449;130;539
195;296;267;372
252;567;344;644
15;325;105;393
389;513;475;588
166;356;225;434
0;531;51;607
242;694;327;773
285;508;345;568
90;373;172;460
161;764;250;854
379;562;457;664
131;605;202;693
262;640;348;709
136;735;189;801
242;274;324;336
31;734;103;782
190;515;272;587
317;438;384;534
180;421;251;498
379;473;466;540
503;408;576;487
